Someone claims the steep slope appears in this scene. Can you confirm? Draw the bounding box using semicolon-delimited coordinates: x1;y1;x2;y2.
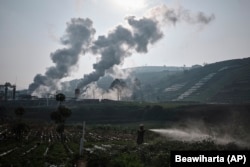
149;58;250;103
61;57;250;103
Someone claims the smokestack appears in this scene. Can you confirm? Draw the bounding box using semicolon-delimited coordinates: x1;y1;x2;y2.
4;83;7;101
12;85;16;100
75;88;80;98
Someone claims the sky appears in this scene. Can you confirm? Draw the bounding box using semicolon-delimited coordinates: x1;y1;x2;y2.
0;0;250;90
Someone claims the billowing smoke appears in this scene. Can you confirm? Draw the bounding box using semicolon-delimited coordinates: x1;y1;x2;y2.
149;5;215;25
29;5;215;95
76;4;214;90
29;18;95;94
80;83;132;101
76;16;163;89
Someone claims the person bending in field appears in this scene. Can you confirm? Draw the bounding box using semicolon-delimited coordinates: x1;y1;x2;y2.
137;124;145;145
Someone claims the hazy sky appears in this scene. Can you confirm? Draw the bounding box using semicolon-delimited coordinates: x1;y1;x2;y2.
1;0;250;90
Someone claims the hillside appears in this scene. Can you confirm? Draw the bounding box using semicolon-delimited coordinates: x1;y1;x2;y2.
149;58;250;103
60;58;250;103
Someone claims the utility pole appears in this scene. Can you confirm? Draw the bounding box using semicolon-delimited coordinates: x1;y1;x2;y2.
79;121;86;156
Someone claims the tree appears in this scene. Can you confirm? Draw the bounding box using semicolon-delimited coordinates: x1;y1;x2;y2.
56;93;66;104
12;122;29;141
58;105;71;120
12;106;29;141
51;106;72;123
132;78;143;101
50;110;62;123
50;105;72;141
110;79;127;101
15;106;25;119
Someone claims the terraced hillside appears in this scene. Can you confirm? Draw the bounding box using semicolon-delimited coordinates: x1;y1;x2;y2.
137;58;250;103
49;57;250;103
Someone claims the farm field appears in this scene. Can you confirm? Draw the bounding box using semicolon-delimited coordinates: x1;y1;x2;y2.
1;102;250;166
0;121;249;167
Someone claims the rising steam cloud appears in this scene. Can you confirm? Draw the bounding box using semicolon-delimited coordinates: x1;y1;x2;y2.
149;5;215;25
76;5;214;90
29;18;95;94
29;5;215;94
76;16;164;89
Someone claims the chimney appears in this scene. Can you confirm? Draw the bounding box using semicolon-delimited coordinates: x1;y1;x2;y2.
75;88;80;98
13;85;16;100
4;84;8;101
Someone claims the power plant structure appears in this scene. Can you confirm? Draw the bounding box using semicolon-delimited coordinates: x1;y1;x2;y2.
75;88;80;99
0;82;16;101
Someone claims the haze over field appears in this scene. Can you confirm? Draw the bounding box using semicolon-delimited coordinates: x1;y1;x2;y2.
1;0;250;91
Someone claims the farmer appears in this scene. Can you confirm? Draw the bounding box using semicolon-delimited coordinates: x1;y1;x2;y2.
137;124;145;145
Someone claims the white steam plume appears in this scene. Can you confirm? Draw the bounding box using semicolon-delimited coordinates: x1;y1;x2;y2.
29;18;95;94
76;4;214;90
29;5;215;95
